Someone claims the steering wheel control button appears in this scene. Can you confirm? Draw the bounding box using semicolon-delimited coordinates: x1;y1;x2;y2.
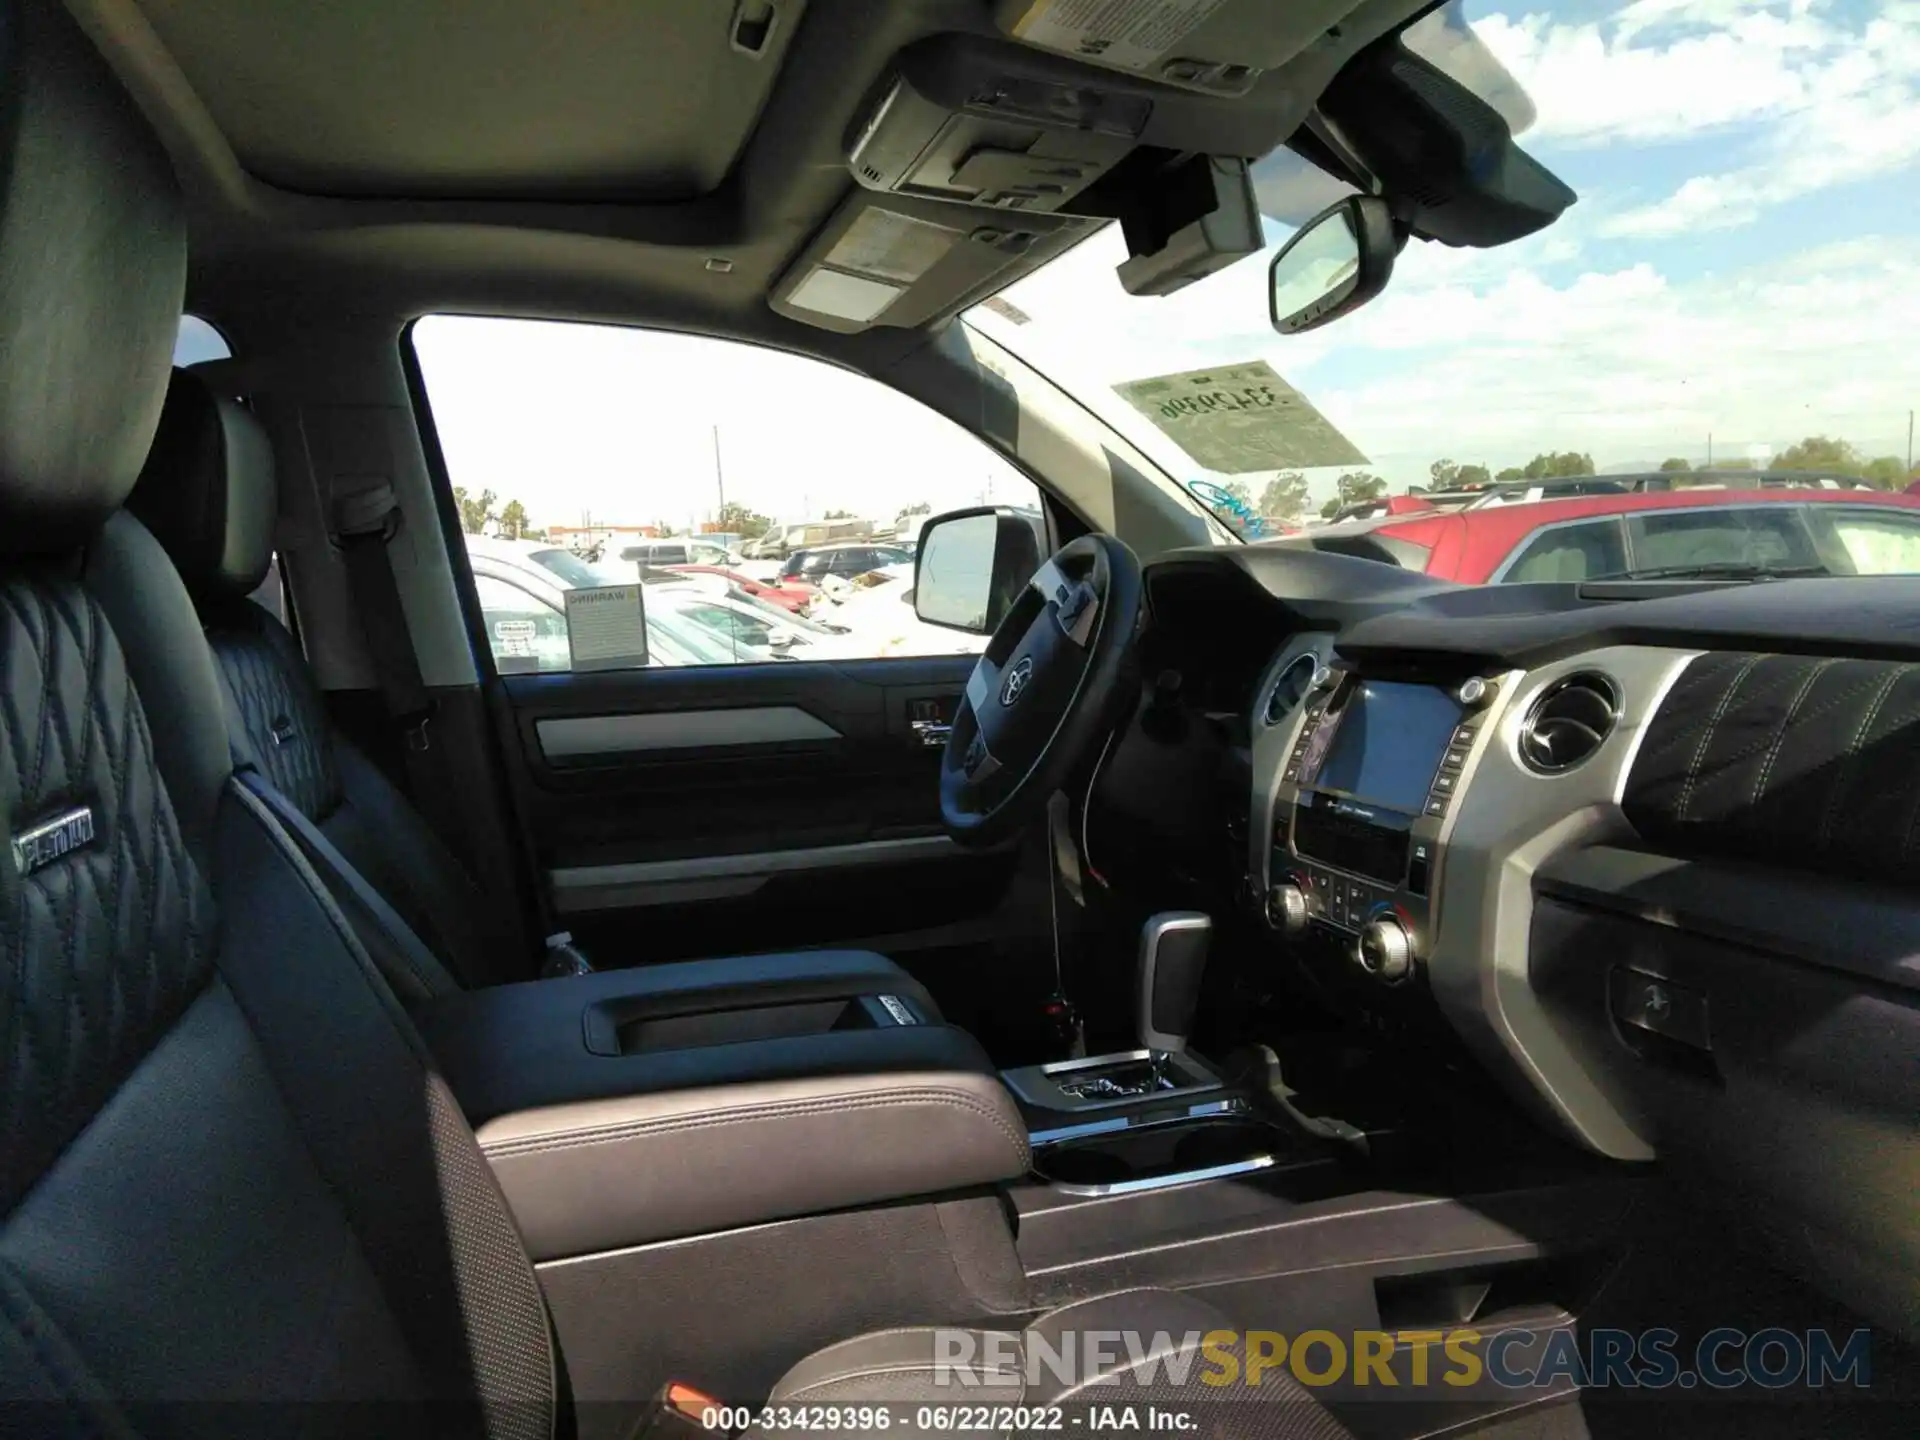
1356;916;1414;982
1425;797;1448;817
1441;746;1469;771
1451;723;1478;745
1430;772;1458;796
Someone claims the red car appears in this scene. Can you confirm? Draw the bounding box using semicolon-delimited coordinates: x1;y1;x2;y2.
663;565;813;613
1290;479;1920;583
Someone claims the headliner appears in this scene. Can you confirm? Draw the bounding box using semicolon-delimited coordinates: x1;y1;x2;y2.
64;0;1426;354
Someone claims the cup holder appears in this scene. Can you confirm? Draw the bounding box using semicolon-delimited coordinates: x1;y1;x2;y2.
1032;1117;1285;1190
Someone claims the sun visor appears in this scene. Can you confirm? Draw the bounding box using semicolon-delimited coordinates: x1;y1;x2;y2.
770;192;1088;333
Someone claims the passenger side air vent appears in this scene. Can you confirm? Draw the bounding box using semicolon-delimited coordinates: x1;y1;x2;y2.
1519;673;1619;774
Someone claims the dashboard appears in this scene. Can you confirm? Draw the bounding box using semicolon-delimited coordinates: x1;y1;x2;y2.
1135;543;1920;1342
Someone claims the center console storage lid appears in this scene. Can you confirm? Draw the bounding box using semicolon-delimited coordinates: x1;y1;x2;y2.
480;1067;1029;1260
415;951;1028;1259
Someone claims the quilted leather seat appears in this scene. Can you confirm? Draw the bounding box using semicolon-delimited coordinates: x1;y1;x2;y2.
125;366;928;1010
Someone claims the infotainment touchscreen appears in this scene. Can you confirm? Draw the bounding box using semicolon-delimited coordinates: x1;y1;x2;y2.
1303;680;1464;815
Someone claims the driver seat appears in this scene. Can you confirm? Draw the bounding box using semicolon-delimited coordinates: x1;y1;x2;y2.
126;365;924;1009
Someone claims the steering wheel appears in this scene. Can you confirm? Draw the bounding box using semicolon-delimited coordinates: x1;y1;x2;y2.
941;534;1145;847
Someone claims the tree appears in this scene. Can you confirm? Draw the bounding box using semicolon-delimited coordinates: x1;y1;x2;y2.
1520;451;1595;480
452;486;496;535
897;501;932;523
1319;471;1387;519
1258;472;1311;524
1863;455;1908;488
1219;479;1254;510
718;500;774;537
822;508;854;520
1773;435;1863;475
497;498;529;540
1659;457;1692;472
1427;459;1491;490
1495;466;1525;483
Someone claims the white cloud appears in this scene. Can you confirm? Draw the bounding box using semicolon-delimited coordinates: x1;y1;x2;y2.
1478;1;1920;235
1298;233;1920;481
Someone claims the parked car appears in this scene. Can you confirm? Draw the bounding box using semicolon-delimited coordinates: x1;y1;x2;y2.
662;564;813;613
649;585;869;662
465;538;740;671
778;542;914;585
621;536;743;568
1281;482;1920;583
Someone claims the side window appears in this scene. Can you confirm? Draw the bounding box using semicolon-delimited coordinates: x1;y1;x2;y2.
412;316;1040;671
1627;508;1817;572
1501;520;1626;583
1811;507;1920;575
174;314;232;366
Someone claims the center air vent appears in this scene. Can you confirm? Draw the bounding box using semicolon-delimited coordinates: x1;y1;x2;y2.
1519;673;1619;774
1264;654;1322;727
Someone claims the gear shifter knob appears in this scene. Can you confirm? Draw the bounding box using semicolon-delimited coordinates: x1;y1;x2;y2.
1139;912;1211;1057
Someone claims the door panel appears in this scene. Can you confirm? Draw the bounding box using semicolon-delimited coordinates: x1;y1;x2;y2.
492;656;1055;1020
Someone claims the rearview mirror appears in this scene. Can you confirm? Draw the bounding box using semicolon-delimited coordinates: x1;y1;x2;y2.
913;506;1047;635
1269;196;1397;335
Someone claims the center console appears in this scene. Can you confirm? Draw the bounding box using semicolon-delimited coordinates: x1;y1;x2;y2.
1253;649;1501;999
416;951;1029;1260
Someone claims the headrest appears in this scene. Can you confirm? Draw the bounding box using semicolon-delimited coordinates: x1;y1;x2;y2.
0;0;187;556
128;369;276;601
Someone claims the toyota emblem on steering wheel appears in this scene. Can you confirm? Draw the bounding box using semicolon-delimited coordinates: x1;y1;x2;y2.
999;656;1035;707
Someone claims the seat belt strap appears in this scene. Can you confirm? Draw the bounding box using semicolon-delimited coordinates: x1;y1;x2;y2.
330;483;472;857
236;767;466;999
334;484;434;749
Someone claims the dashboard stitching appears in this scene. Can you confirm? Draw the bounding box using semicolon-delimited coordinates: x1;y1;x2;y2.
1817;666;1904;852
1749;658;1833;813
1679;653;1760;822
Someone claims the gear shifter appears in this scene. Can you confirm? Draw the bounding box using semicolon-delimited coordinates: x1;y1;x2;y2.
1139;912;1212;1077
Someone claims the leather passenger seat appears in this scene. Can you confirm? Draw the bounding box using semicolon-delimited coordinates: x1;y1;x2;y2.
125;365;928;1011
0;4;1349;1435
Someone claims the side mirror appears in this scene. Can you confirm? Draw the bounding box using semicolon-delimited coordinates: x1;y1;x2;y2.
913;506;1047;635
1268;195;1398;335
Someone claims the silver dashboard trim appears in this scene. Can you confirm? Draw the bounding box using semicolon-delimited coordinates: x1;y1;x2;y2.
1246;636;1704;1162
1426;645;1702;1161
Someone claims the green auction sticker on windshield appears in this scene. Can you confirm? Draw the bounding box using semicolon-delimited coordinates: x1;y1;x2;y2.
1113;360;1368;473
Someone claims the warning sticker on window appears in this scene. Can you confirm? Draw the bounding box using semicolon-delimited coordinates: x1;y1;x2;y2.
564;584;650;672
1113;360;1368;473
1009;0;1226;73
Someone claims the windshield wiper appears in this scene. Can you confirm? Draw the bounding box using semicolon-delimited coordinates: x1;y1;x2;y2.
1586;562;1831;583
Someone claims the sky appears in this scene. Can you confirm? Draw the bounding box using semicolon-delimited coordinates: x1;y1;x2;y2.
410;0;1920;530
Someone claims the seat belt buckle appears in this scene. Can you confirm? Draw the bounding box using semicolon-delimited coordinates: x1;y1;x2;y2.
629;1381;733;1438
541;930;595;978
404;712;433;752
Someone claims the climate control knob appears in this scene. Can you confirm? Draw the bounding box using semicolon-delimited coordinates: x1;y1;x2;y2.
1356;916;1415;982
1266;883;1311;938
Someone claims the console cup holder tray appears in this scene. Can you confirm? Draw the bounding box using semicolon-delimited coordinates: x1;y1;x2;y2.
1031;1116;1289;1194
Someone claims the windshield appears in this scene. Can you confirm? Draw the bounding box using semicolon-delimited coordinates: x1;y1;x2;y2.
964;0;1920;580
